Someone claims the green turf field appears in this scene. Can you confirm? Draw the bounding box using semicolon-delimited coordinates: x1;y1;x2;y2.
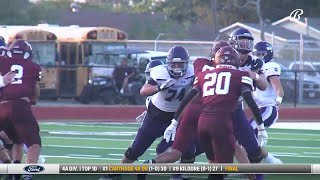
18;122;320;179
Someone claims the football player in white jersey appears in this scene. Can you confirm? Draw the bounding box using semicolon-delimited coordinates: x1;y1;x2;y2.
135;60;164;123
229;28;282;168
98;46;194;180
250;41;284;143
121;46;194;164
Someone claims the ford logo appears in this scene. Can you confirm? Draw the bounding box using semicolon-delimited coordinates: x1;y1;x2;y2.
24;165;45;173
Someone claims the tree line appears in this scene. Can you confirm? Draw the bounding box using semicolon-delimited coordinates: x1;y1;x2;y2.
0;0;319;40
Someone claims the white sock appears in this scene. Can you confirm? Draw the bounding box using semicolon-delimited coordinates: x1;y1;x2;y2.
264;154;283;164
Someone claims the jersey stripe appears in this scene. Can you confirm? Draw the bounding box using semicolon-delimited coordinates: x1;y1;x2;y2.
241;76;253;90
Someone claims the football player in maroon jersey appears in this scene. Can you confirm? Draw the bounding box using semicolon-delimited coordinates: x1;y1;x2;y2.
0;39;41;168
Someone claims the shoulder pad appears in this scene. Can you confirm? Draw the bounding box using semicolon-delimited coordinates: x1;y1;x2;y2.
263;61;280;69
185;64;195;77
262;62;281;76
150;64;170;81
202;65;214;71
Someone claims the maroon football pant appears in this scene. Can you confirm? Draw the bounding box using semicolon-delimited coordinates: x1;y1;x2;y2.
198;113;235;163
172;101;201;154
0;99;41;148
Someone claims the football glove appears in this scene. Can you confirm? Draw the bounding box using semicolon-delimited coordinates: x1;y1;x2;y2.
163;119;179;143
157;78;175;91
257;124;268;147
250;58;263;72
136;111;147;123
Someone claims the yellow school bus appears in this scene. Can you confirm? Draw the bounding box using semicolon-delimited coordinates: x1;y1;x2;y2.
45;25;128;97
0;25;59;99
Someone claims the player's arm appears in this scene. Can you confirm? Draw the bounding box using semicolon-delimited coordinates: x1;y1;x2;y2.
163;76;200;142
266;63;284;106
140;78;175;96
0;71;16;88
269;76;284;105
249;72;267;91
250;58;267;91
31;82;40;105
140;80;159;96
241;75;268;146
31;69;41;105
163;87;199;142
174;88;199;121
242;88;263;127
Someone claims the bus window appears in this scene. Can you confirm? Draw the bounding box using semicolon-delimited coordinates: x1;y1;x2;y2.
86;42;126;65
30;42;56;66
60;43;78;65
69;44;77;65
95;54;115;66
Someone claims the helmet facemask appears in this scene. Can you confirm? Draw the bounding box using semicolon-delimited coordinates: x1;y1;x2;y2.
167;58;188;77
229;36;253;54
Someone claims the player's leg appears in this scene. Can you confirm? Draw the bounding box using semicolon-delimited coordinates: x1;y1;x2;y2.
233;107;263;163
0;131;13;161
249;106;282;164
250;106;278;132
152;102;200;163
122;111;172;163
198;114;232;180
11;99;41;164
232;107;265;180
0;141;10;164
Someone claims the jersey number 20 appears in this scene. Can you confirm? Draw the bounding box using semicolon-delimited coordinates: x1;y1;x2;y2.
10;65;23;84
203;72;231;96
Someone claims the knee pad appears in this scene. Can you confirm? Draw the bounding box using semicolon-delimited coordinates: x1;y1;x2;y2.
124;147;139;161
248;147;263;163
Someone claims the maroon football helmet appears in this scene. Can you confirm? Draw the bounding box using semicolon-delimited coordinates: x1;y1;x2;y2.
8;39;33;60
214;46;240;68
210;41;230;60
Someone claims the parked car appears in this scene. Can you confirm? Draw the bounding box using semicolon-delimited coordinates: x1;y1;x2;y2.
288;61;320;84
280;64;320;102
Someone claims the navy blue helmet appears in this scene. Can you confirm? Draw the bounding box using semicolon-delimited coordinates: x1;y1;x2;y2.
145;60;163;79
252;41;273;63
229;27;254;54
166;45;189;77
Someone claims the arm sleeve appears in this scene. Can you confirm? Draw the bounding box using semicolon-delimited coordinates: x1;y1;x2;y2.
241;74;254;91
173;88;199;120
242;90;263;125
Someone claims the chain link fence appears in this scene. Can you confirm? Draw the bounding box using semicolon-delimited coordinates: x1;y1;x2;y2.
126;40;320;106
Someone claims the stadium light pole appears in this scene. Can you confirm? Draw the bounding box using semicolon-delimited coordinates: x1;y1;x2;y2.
154;33;165;51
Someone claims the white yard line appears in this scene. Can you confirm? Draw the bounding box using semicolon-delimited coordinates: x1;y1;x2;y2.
42;135;320;142
43;144;156;151
42;130;137;136
65;154;101;158
42;124;138;129
270;122;320;130
41;155;120;161
43;144;320;159
43;136;133;142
